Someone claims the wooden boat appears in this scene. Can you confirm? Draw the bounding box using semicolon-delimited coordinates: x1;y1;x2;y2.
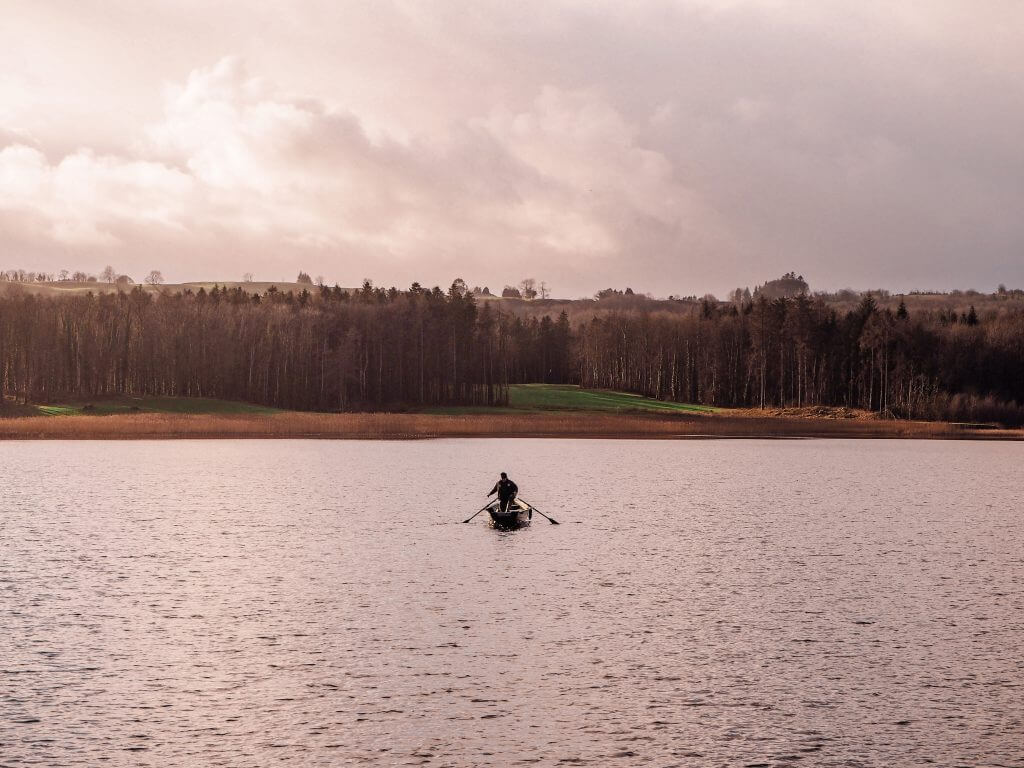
487;498;533;528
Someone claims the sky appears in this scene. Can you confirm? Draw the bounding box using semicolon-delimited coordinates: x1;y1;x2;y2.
1;0;1022;298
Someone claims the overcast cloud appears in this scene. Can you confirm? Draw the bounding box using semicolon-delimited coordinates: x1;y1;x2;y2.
1;0;1022;297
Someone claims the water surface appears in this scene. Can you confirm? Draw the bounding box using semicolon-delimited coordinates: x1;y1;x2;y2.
2;439;1022;766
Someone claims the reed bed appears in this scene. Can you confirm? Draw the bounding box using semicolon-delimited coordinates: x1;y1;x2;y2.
0;411;1020;440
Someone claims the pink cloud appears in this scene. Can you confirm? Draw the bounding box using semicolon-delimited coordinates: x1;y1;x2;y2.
1;56;708;289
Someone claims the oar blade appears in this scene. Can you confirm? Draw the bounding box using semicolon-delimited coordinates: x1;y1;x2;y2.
522;499;559;524
462;502;492;523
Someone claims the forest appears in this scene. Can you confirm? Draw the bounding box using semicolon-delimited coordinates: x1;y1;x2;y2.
1;280;1022;425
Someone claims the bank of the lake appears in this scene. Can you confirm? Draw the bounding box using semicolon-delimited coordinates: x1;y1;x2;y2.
0;409;1020;440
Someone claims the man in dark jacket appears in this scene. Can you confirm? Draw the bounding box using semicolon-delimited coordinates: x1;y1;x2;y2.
488;472;519;513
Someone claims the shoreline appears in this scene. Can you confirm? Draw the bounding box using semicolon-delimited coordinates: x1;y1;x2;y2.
0;411;1021;440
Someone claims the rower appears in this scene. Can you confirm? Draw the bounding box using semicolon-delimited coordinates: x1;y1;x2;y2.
487;472;519;513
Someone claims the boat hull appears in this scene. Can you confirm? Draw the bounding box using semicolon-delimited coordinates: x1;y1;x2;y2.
487;499;532;528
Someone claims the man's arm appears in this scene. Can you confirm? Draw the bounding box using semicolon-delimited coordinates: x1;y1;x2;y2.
487;483;498;496
510;481;518;495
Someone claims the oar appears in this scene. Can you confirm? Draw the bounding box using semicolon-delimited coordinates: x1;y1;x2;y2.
521;499;559;525
462;501;493;524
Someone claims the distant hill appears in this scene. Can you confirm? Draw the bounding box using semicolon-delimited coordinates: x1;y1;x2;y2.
753;272;810;299
2;278;1021;321
0;280;340;297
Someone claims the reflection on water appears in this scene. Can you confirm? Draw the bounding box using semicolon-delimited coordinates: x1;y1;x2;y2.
2;439;1022;766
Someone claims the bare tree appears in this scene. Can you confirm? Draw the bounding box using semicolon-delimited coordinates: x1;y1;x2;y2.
1;283;1023;424
243;272;255;283
539;281;550;300
519;278;537;300
145;270;164;286
101;265;117;283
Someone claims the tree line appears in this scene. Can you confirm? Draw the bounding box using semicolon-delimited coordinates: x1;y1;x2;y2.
569;294;1024;425
0;282;505;411
1;282;1022;425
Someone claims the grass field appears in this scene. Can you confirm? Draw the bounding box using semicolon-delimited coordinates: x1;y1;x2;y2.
426;384;715;415
5;385;1019;440
31;396;279;417
508;384;714;413
21;386;706;419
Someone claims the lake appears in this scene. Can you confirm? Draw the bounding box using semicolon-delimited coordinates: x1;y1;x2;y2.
2;439;1022;766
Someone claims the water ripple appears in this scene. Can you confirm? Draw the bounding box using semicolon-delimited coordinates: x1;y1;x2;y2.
1;438;1022;766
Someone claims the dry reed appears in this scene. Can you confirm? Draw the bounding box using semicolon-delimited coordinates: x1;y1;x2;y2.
0;411;1020;440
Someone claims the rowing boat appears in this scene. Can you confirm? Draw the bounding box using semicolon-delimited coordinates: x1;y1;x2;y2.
486;498;533;528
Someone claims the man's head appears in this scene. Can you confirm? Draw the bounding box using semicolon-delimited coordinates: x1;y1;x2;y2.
500;472;507;479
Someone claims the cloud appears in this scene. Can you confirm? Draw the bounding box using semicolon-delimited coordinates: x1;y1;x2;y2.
1;1;1022;294
1;55;708;289
0;144;193;246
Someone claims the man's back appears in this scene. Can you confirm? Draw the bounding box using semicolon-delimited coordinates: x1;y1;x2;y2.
489;476;518;499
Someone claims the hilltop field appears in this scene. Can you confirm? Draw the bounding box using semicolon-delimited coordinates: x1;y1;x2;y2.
0;280;317;298
1;385;1019;440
